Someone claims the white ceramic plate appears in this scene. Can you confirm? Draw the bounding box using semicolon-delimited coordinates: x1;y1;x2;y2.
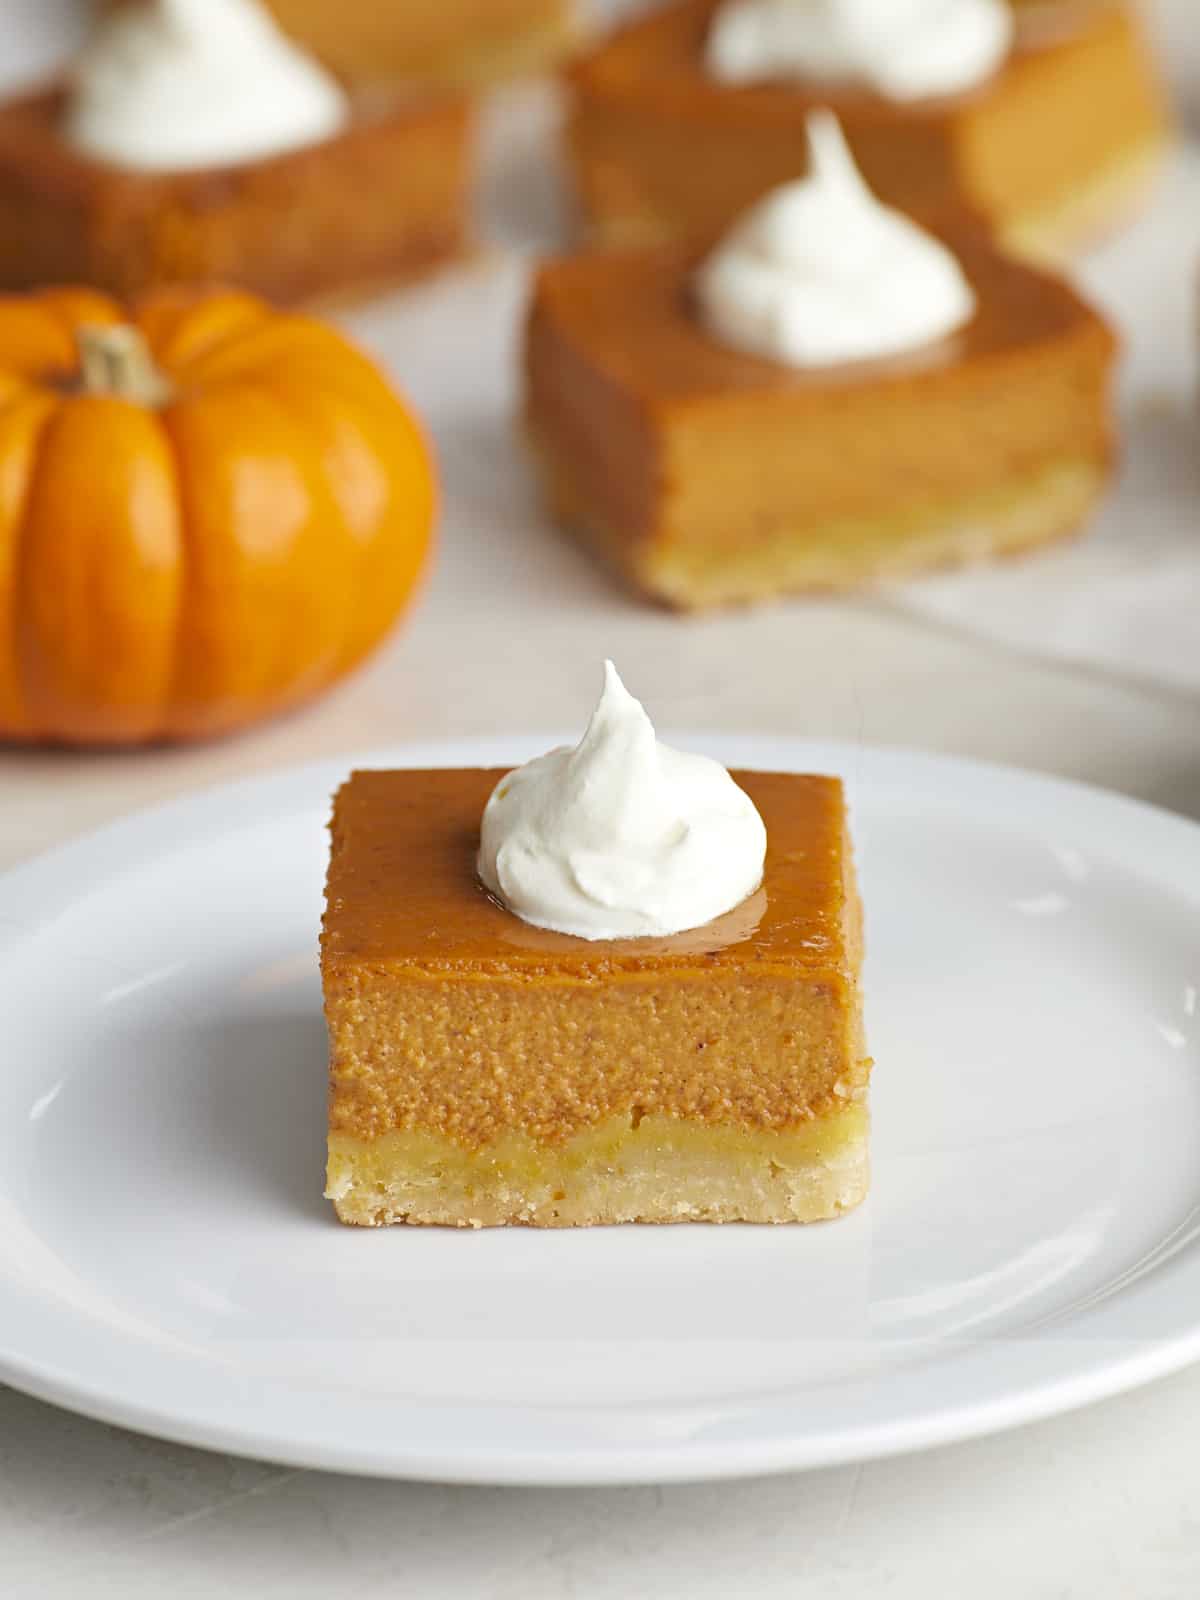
1;736;1199;1486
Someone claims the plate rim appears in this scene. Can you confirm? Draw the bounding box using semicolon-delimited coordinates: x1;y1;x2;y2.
2;734;1200;1486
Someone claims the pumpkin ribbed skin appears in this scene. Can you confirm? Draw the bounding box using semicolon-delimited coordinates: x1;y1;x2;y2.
0;285;435;744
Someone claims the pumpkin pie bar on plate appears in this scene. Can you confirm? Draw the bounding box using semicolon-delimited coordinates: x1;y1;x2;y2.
322;671;870;1228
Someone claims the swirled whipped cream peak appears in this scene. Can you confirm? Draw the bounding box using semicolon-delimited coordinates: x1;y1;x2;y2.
707;0;1013;102
66;0;349;173
478;662;767;941
695;110;977;367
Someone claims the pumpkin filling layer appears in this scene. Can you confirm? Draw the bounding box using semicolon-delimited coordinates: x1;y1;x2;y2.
0;84;472;304
565;0;1169;255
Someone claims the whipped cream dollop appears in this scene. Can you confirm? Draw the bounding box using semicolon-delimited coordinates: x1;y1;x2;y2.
66;0;349;172
695;111;977;367
478;662;766;941
707;0;1013;102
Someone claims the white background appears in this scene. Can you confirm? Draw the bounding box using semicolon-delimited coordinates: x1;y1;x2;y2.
2;2;1200;1595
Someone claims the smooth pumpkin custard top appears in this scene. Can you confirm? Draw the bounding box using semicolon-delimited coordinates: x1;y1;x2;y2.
322;767;853;980
529;228;1105;409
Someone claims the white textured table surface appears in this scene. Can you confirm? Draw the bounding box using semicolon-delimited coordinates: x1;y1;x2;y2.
4;3;1200;1596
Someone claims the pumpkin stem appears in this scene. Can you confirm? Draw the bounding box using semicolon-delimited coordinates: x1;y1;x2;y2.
77;323;172;408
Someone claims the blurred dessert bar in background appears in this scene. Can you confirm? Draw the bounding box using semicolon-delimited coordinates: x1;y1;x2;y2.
0;0;472;301
260;0;578;88
566;0;1171;258
527;114;1118;609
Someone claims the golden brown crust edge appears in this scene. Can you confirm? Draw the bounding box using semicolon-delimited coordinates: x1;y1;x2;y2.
527;426;1110;610
326;1104;871;1226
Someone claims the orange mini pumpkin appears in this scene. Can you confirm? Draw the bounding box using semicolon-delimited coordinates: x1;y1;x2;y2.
0;285;435;744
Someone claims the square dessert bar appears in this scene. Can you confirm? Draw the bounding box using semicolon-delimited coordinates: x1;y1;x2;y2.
525;229;1116;609
567;0;1169;258
0;83;472;303
322;768;870;1227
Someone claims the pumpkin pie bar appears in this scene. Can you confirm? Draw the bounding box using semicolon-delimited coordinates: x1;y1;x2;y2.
525;224;1117;608
0;82;471;304
566;0;1170;258
259;0;576;88
322;768;869;1227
